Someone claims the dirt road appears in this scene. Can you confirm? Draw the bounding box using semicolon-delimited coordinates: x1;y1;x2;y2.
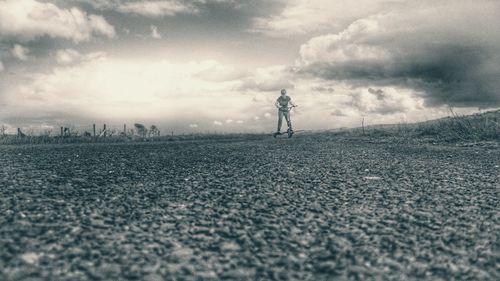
1;135;499;280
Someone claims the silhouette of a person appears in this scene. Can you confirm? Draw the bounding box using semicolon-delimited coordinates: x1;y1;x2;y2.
275;88;296;134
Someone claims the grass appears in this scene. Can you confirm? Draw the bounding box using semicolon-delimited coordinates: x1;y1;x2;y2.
0;133;267;145
337;109;500;143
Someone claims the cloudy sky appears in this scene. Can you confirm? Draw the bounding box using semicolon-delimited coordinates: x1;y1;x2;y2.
0;0;499;133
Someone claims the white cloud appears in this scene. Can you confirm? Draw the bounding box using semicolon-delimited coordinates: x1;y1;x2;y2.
150;25;162;39
297;17;390;65
251;0;400;36
350;87;424;115
2;54;253;124
213;120;223;126
194;61;247;82
11;44;30;61
189;123;198;128
236;120;244;124
56;49;81;64
55;49;106;65
0;0;115;43
225;119;233;124
236;65;293;92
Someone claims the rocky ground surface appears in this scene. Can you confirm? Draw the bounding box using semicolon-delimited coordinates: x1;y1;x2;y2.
0;135;499;280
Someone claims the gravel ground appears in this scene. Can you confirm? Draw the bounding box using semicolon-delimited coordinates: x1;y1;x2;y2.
0;136;499;280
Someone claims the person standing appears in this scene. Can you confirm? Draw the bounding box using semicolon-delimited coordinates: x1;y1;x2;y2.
275;88;296;136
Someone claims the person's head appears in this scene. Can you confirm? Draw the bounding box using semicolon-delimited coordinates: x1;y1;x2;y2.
281;89;287;96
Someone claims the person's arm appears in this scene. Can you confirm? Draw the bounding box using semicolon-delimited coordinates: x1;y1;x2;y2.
275;99;280;108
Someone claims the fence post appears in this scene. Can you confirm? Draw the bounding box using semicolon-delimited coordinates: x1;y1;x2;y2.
60;127;64;137
103;124;107;137
362;117;365;136
93;124;96;137
17;128;21;137
123;124;126;135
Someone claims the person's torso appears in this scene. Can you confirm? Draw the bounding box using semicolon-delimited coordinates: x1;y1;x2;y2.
277;96;290;109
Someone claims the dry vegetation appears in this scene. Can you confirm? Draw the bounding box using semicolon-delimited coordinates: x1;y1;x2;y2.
337;109;500;144
0;132;267;145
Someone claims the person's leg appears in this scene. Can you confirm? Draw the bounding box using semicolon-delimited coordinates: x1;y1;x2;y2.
277;110;283;132
284;111;292;131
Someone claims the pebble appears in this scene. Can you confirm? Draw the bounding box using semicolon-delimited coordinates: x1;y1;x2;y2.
20;252;40;264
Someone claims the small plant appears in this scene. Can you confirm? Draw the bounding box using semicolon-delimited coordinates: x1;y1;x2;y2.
0;125;7;137
149;125;160;137
134;123;147;137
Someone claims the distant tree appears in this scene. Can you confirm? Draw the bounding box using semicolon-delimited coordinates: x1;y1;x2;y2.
0;125;6;137
134;123;147;137
149;125;160;137
17;128;26;138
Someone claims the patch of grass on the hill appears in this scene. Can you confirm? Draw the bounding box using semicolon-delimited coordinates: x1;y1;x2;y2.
338;109;500;143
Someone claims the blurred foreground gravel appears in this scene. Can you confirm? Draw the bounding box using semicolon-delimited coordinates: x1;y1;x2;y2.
1;136;499;280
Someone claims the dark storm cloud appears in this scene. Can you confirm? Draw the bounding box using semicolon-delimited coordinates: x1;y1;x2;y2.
297;0;500;108
62;0;281;20
301;45;500;107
